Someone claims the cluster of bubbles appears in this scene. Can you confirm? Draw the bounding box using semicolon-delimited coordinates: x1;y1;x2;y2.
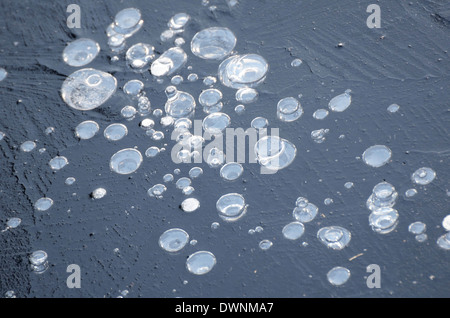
248;225;263;235
293;197;318;223
106;8;144;53
317;226;352;250
408;221;427;243
311;128;330;144
29;250;49;274
8;1;445;291
199;88;223;113
366;182;399;234
158;227;216;275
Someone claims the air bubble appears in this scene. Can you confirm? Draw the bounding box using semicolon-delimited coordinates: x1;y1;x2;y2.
160;29;174;42
0;68;7;81
254;136;297;172
163;174;174;183
437;233;450;250
442;215;450;231
344;182;354;189
259;240;273;250
191;27;236;60
110;148;143;175
203;112;230;135
126;43;155;71
49;156;69;171
65;177;76;186
34;197;53;211
75;120;99;140
29;250;49;273
211;222;220;230
147;184;167;199
187;73;198;82
61;69;117;111
317;226;351;250
291;58;303;67
63;38;100;67
234;104;245;114
91;188;107;199
328;89;352;112
311;128;329;144
123;80;144;97
159;228;189;252
293;200;318;223
186;251;216;275
140;118;155;130
415;233;427;243
366;182;398;211
121;106;137;119
168;13;190;30
313;109;329;120
277;97;303;122
405;188;418;198
104;123;128;141
216;193;246;222
408;222;426;235
171;75;184;85
282;222;305;240
362;145;392;168
165;86;196;118
327;267;350;286
176;177;191;190
151;47;187;77
235;87;258;104
218;54;269;89
181;198;200;212
199;89;222;107
369;207;399;234
174;37;185;47
203;76;217;86
220;162;243;181
145;146;160;158
387;104;400;113
113;8;143;36
189;167;203;179
20;141;36;152
411;167;436;185
206;147;225;168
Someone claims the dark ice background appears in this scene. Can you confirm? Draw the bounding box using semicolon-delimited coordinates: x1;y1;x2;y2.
0;0;449;297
